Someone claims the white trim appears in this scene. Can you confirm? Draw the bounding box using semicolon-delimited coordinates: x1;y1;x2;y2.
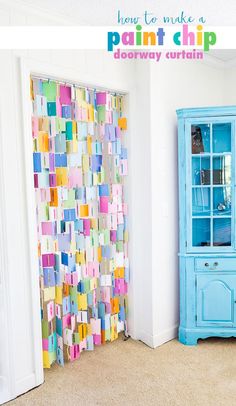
199;53;236;69
200;53;226;69
0;101;14;404
139;325;178;348
20;56;138;385
21;58;131;95
20;58;44;390
224;56;236;68
15;373;39;396
139;331;156;349
152;325;178;348
30;73;127;96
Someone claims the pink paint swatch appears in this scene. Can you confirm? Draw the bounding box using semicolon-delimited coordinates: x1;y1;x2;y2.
42;221;54;235
42;253;55;267
83;219;90;236
49;153;55;172
100;196;109;213
79;338;87;352
96;92;106;105
42;338;48;351
32;117;38;138
56;96;62;117
34;174;38;188
62;314;71;329
68;167;82;188
93;334;101;345
70;344;80;361
110;230;117;242
60;85;71;105
108;202;117;214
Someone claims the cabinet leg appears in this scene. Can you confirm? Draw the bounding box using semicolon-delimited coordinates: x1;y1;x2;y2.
179;327;198;346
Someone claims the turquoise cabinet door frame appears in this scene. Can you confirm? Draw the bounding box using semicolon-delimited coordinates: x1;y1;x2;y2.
185;117;236;253
178;117;186;254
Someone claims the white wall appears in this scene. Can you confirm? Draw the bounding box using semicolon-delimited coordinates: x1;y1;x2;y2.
150;59;225;346
0;48;231;403
223;66;236;104
128;61;154;346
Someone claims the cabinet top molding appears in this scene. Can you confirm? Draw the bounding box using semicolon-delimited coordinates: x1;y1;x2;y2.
176;106;236;118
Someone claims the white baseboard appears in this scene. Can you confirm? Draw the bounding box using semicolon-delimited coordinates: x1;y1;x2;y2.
15;373;41;398
139;324;178;349
153;324;178;347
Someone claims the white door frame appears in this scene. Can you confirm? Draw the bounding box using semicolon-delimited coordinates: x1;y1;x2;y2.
0;109;13;404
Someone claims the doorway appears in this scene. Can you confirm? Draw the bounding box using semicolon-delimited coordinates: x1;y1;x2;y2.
30;74;129;368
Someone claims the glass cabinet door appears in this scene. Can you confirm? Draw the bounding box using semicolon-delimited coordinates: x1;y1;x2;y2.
191;121;233;248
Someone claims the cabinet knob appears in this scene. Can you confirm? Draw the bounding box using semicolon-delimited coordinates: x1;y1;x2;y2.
214;262;218;267
205;262;209;267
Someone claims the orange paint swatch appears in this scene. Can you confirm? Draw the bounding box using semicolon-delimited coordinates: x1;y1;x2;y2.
118;117;127;130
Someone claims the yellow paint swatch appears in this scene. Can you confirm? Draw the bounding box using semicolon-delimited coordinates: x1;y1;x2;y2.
90;218;98;230
78;323;87;339
87;135;92;155
72;120;77;134
43;351;50;368
55;286;62;305
87;323;92;336
82;154;90;172
30;78;34;100
80;204;89;217
90;277;97;290
38;131;49;152
75;88;84;105
78;294;87;310
76;250;85;264
87;104;94;122
43;287;55;301
93;173;98;186
114;267;125;278
56;167;68;186
97;247;102;263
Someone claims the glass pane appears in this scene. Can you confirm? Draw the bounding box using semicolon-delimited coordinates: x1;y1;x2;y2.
192;157;210;185
213;123;231;153
192;187;211;216
192;124;210;154
213;155;231;185
213;218;231;246
192;218;210;247
213;187;231;216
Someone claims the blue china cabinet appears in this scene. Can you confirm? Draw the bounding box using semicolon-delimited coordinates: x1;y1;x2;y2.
177;106;236;345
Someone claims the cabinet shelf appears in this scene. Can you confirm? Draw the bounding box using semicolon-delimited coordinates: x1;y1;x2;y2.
192;184;232;188
192;216;232;219
191;152;232;157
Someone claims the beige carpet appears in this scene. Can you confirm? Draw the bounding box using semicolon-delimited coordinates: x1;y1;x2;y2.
9;336;236;406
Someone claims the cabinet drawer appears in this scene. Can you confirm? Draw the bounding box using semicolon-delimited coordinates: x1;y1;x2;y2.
195;258;236;271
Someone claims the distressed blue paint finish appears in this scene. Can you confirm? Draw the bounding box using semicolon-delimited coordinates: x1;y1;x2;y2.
177;106;236;345
197;275;235;326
